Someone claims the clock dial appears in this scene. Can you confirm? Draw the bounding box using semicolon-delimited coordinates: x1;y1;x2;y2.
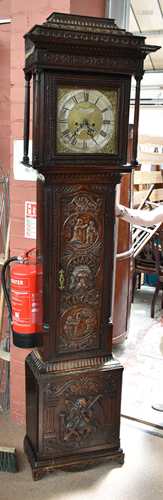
57;88;119;154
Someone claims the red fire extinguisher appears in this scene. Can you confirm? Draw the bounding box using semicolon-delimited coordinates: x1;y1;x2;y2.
1;249;43;348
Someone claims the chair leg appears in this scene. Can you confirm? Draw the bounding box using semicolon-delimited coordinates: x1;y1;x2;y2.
151;282;160;318
138;272;141;289
132;271;137;303
161;288;163;310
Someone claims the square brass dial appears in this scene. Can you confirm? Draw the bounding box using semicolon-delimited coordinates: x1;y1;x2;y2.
56;87;119;154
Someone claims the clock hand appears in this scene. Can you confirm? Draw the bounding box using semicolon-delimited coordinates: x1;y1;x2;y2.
71;121;97;139
73;123;84;134
85;121;98;135
87;126;97;137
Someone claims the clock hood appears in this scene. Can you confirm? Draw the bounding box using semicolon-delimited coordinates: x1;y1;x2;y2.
24;12;160;79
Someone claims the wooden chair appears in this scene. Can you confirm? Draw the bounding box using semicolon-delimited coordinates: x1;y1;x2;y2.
131;167;163;316
151;227;163;318
133;227;163;318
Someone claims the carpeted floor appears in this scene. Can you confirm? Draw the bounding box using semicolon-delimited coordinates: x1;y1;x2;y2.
113;285;163;428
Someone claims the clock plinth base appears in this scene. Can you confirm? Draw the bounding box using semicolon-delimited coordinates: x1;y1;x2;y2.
25;353;124;481
24;434;124;481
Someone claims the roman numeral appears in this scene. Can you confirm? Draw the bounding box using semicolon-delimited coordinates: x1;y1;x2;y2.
63;107;70;113
62;129;70;137
59;119;68;124
100;130;107;138
95;96;100;105
83;140;88;150
71;135;77;145
72;95;78;104
84;91;89;102
103;119;111;125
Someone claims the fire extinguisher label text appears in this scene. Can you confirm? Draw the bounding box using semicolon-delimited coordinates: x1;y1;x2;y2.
11;278;24;286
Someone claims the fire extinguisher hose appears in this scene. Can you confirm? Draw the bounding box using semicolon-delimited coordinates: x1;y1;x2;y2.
1;256;22;324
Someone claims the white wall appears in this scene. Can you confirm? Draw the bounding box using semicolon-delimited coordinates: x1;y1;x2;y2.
130;105;163;137
130;72;163;138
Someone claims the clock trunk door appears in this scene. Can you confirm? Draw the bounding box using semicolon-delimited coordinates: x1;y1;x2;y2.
45;181;115;360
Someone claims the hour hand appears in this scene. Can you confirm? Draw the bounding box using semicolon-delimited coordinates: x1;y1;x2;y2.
87;125;97;137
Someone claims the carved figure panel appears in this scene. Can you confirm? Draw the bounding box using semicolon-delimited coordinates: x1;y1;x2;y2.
69;265;94;293
60;395;103;444
41;368;122;455
63;194;102;249
59;305;98;351
65;215;98;247
56;188;106;354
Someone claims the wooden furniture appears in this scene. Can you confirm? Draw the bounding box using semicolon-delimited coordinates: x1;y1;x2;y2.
114;150;163;341
133;232;158;315
22;12;159;480
113;171;132;344
133;228;163;318
151;228;163;318
132;174;163;316
132;183;162;258
133;170;163;208
112;124;140;345
138;135;163;167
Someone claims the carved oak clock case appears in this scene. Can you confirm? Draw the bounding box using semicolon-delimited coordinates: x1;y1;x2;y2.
22;13;159;480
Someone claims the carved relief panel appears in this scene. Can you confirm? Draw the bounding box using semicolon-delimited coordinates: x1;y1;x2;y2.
58;190;103;353
41;367;122;457
49;182;114;357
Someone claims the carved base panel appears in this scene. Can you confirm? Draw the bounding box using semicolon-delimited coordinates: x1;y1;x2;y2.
24;434;124;481
25;354;124;480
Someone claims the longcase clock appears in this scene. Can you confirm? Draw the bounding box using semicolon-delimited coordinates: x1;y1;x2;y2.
22;12;159;480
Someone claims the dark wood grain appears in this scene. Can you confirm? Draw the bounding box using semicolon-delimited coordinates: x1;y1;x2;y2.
37;176;118;361
24;353;124;480
113;172;132;344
